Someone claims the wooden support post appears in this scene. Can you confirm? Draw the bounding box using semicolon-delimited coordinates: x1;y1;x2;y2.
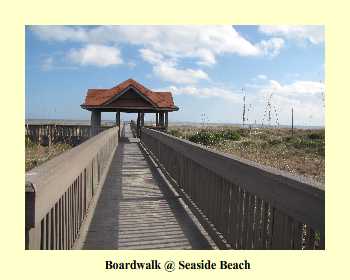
165;112;168;130
141;112;145;127
116;111;120;138
156;113;159;126
90;111;101;136
159;112;164;128
25;182;36;249
137;112;141;138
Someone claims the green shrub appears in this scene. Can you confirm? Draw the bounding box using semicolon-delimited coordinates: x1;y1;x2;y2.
257;133;269;141
268;137;282;145
188;130;217;145
237;128;250;137
289;137;324;155
283;136;294;142
260;141;268;149
299;139;322;150
241;140;254;148
308;132;324;140
222;130;241;141
169;129;182;138
188;129;240;145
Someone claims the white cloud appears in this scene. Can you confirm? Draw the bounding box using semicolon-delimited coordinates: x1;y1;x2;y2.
259;25;324;44
140;48;208;84
67;44;123;67
154;64;208;84
257;74;267;80
262;80;325;97
31;26;88;42
139;48;165;65
126;61;136;68
89;25;262;63
172;78;318;124
166;85;241;102
248;79;325;125
31;25;286;69
257;38;285;57
196;49;217;65
41;57;54;71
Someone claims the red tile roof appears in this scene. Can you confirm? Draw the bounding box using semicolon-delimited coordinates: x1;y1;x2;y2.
82;79;177;110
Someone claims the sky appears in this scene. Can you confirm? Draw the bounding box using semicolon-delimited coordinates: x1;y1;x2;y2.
25;25;325;126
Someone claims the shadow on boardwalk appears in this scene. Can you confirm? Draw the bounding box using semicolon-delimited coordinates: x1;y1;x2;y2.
82;127;213;249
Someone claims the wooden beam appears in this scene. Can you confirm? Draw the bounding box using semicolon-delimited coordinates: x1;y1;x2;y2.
116;111;120;138
165;112;168;130
141;113;145;127
81;105;179;113
90;111;101;136
137;112;141;137
159;112;164;127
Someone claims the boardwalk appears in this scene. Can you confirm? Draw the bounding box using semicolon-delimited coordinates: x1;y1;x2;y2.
25;123;324;250
79;125;214;249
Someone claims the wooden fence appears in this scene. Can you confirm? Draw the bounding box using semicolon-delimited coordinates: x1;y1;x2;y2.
25;124;112;146
141;127;325;250
25;126;119;249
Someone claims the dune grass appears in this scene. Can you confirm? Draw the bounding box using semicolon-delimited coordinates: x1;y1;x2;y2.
168;125;325;183
25;138;72;171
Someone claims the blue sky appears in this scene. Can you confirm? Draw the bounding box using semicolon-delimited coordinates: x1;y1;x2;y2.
25;25;324;125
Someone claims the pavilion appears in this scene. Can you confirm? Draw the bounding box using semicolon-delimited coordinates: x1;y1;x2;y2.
81;79;179;137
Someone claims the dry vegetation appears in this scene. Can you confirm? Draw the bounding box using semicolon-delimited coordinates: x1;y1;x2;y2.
168;125;325;183
25;138;72;171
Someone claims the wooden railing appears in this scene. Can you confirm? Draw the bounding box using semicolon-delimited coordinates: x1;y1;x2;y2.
141;128;325;250
130;120;137;137
130;120;165;138
25;126;119;249
25;124;112;146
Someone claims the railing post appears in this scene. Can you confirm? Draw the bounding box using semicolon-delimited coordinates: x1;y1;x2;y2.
25;181;36;249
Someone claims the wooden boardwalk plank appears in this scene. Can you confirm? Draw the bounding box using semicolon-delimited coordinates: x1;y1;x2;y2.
82;126;213;250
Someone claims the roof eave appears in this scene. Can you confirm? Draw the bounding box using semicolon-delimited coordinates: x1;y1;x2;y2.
81;104;179;112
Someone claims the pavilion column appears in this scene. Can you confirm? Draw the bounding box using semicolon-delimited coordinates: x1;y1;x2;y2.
141;112;145;127
116;111;120;138
165;112;168;130
137;112;141;137
159;112;164;128
156;113;159;126
90;110;101;136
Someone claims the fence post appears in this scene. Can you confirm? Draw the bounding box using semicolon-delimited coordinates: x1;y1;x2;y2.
25;181;36;249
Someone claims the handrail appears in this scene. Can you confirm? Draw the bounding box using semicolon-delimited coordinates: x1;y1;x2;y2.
25;126;119;249
25;123;112;145
141;127;325;249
